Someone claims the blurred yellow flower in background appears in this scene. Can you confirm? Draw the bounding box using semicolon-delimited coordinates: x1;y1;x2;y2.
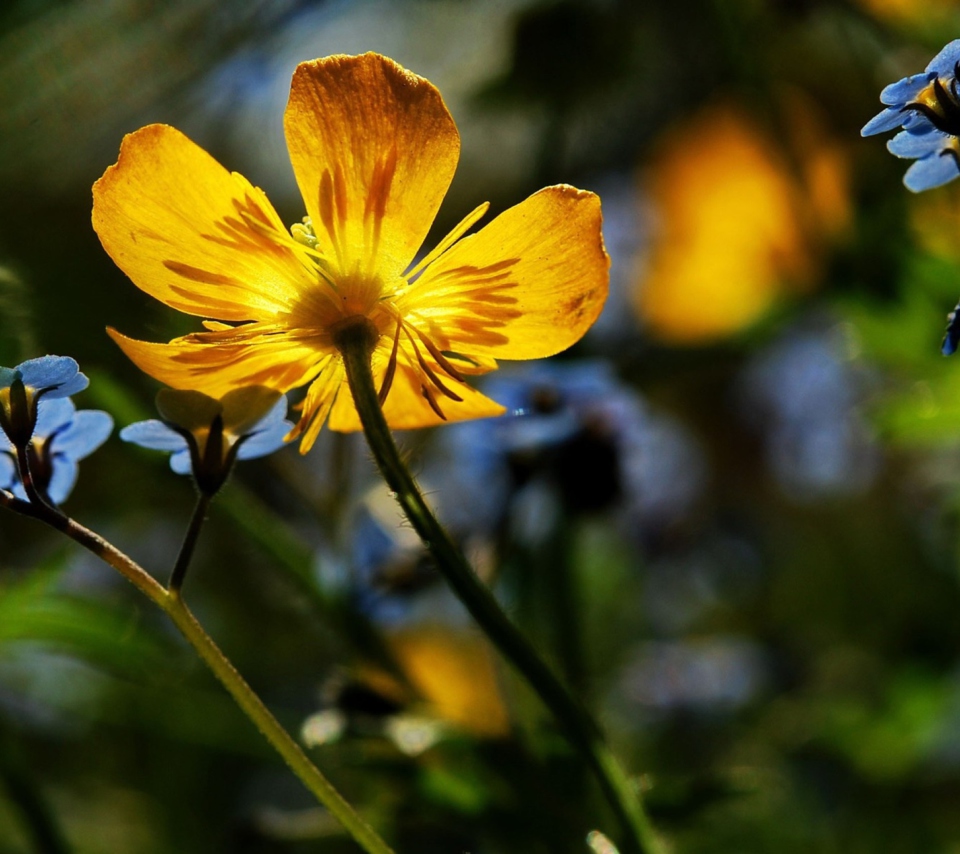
93;53;608;452
386;626;509;738
634;101;849;344
854;0;959;26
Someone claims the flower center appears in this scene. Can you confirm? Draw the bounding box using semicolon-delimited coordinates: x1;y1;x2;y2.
906;68;960;136
291;215;401;335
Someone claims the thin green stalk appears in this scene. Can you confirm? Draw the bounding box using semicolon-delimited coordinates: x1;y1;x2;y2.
0;490;168;608
169;493;210;593
0;490;394;854
159;595;392;854
334;318;663;854
548;520;586;698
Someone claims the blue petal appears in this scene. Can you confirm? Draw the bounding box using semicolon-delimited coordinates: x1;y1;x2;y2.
235;420;292;461
0;367;20;388
120;420;189;453
33;397;76;437
880;73;934;106
46;458;79;505
0;453;16;490
17;356;88;398
170;448;193;476
903;112;939;133
234;397;292;460
887;128;947;158
926;39;960;75
256;395;289;429
861;107;909;136
903;153;960;192
52;410;113;461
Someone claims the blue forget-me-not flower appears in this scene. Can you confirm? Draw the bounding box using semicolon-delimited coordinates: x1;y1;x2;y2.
862;40;960;192
120;387;293;495
0;356;89;446
1;397;113;504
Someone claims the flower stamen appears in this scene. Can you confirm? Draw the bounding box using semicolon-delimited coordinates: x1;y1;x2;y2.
411;325;465;383
419;380;446;420
401;322;463;404
379;314;403;406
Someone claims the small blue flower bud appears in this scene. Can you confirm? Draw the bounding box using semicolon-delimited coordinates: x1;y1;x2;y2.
120;387;293;496
2;397;113;504
0;356;89;447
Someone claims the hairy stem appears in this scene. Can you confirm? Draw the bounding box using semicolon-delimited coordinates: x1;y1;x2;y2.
335;317;663;854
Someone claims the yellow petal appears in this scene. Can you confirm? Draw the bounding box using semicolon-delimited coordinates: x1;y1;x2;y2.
93;124;315;321
284;54;460;278
402;186;609;360
328;342;505;432
108;328;326;399
289;357;343;453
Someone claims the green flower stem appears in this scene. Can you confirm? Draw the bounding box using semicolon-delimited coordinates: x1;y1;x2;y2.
158;596;394;854
335;318;663;854
0;490;168;608
169;493;211;593
0;490;395;854
548;520;586;697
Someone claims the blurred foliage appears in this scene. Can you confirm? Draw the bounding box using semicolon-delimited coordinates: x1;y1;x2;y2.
7;0;960;852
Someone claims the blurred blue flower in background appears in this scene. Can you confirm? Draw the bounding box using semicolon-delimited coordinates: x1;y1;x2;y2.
619;637;768;714
0;355;89;445
862;39;960;191
120;387;292;494
348;484;478;628
740;326;879;500
433;361;704;544
1;397;112;504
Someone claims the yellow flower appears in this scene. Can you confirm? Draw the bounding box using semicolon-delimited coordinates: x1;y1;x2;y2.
93;53;609;452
